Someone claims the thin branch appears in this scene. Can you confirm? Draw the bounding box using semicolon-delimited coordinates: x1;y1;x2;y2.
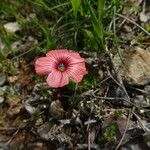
131;111;150;134
88;126;91;150
105;45;131;103
0;127;21;131
115;107;134;150
92;93;133;106
107;69;123;89
6;129;20;145
116;13;150;36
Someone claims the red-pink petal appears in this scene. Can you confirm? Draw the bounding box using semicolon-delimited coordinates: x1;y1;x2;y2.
69;52;85;64
46;71;69;88
35;57;55;75
66;62;87;82
46;49;69;58
46;50;84;65
46;49;70;65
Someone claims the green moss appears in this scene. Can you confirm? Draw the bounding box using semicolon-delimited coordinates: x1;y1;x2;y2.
100;124;117;142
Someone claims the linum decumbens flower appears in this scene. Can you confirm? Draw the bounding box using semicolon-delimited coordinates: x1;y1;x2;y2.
35;49;87;88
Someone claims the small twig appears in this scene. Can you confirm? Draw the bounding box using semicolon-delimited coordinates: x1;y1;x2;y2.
116;13;150;36
11;41;44;60
104;86;109;97
0;127;21;131
141;0;146;15
98;76;111;86
6;128;20;145
92;94;125;100
107;70;134;106
87;126;91;150
115;107;135;150
127;86;148;95
131;111;150;133
107;69;123;88
119;19;126;28
92;93;133;106
105;45;131;103
93;76;110;95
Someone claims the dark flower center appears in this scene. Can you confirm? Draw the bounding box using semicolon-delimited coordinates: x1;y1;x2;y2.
58;63;66;72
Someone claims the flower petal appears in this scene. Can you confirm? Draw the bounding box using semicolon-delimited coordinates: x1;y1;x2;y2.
66;62;87;82
69;52;85;64
46;71;69;88
46;49;69;58
46;50;84;65
46;50;70;65
35;57;55;75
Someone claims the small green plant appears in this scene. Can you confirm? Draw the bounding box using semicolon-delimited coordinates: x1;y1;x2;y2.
30;112;39;122
0;60;18;74
101;124;117;142
0;117;5;126
146;24;150;32
14;119;23;126
114;110;124;118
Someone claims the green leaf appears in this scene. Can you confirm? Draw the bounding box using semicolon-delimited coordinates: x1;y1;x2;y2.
86;0;104;49
83;29;98;50
70;0;81;17
32;18;55;49
98;0;104;21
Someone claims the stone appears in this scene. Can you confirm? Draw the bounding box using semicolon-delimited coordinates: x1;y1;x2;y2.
4;22;20;33
139;12;148;22
49;100;65;120
37;123;50;140
114;47;150;85
132;95;150;107
1;86;14;94
0;96;4;103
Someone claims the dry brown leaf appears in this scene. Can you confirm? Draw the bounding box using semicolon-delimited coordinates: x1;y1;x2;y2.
6;96;22;116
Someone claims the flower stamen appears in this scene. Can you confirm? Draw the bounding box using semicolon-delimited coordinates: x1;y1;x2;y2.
58;63;66;72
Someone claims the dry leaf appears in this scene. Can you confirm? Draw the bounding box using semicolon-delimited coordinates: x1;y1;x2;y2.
6;96;22;116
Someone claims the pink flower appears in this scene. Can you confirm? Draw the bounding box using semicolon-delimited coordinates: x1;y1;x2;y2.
35;49;87;88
